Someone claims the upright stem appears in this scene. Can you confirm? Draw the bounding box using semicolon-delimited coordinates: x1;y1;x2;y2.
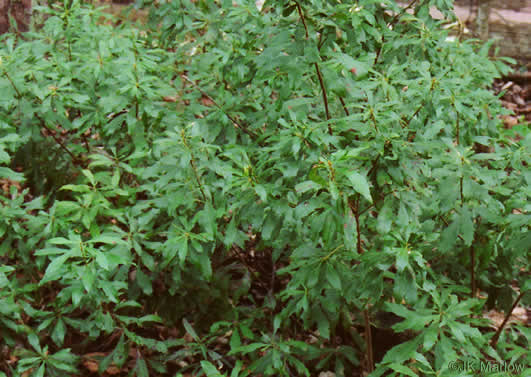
181;130;207;202
364;309;374;373
349;196;363;255
456;113;460;145
3;71;21;98
459;176;464;206
470;217;480;298
295;2;308;39
314;63;332;128
339;96;349;116
295;1;332;134
470;243;476;298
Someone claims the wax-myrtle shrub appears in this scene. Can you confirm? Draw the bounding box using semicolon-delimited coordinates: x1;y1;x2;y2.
0;0;529;376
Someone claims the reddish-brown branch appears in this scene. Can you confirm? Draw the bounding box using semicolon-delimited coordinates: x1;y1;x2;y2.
490;290;525;346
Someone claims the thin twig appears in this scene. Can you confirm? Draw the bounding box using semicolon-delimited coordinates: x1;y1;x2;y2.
190;157;207;202
348;197;363;255
35;114;81;164
3;71;22;98
403;102;424;128
387;0;419;28
470;244;476;298
295;1;332;134
180;129;207;202
295;2;309;38
364;308;374;373
314;63;332;127
490;290;525;347
339;96;349;116
470;219;478;298
439;215;466;243
181;75;258;140
374;34;385;66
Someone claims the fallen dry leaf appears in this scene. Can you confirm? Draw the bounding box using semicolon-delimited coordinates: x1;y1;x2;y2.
485;307;528;328
501;115;519;129
163;95;178;102
199;95;215;107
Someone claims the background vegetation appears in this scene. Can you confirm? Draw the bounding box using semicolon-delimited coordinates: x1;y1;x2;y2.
0;0;529;376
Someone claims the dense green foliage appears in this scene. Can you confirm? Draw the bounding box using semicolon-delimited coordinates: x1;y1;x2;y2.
0;0;529;376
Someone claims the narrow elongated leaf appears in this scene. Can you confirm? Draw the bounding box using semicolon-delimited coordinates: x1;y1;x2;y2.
346;171;372;203
183;318;199;342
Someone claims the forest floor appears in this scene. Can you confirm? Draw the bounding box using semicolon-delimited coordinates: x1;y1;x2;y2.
451;2;531;24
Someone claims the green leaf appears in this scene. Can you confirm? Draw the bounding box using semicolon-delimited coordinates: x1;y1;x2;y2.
35;363;45;377
135;269;152;295
81;265;96;293
40;255;70;285
254;184;267;201
387;363;417;376
230;328;241;350
196;249;212;280
0;167;25;181
81;169;96;185
394;271;417;303
396;202;409;227
138;314;163;325
346;171;372;203
308;165;328;186
422;325;439;351
395;248;409;272
177;237;188;265
314;306;330;339
336;53;371;77
47;352;78;373
459;208;475;246
382;337;420;364
328;180;339;200
326;264;342;290
201;361;223;376
224;217;247;247
295;180;321;193
89;234;128;246
376;201;393;234
183;318;199;342
229;342;267;355
230;361;243;377
51;319;66;347
0;148;10;164
136;357;149;377
27;332;42;353
384;302;413;321
304;44;320;64
95;251;110;271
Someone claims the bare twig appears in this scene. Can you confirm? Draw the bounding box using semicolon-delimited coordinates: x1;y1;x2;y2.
35;114;82;165
364;309;374;373
295;1;309;38
314;63;332;127
3;71;22;98
490;290;526;346
295;2;332;134
339;96;349;116
181;75;258;140
387;0;419;28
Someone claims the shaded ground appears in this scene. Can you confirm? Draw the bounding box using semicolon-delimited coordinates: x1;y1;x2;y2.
495;75;531;124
